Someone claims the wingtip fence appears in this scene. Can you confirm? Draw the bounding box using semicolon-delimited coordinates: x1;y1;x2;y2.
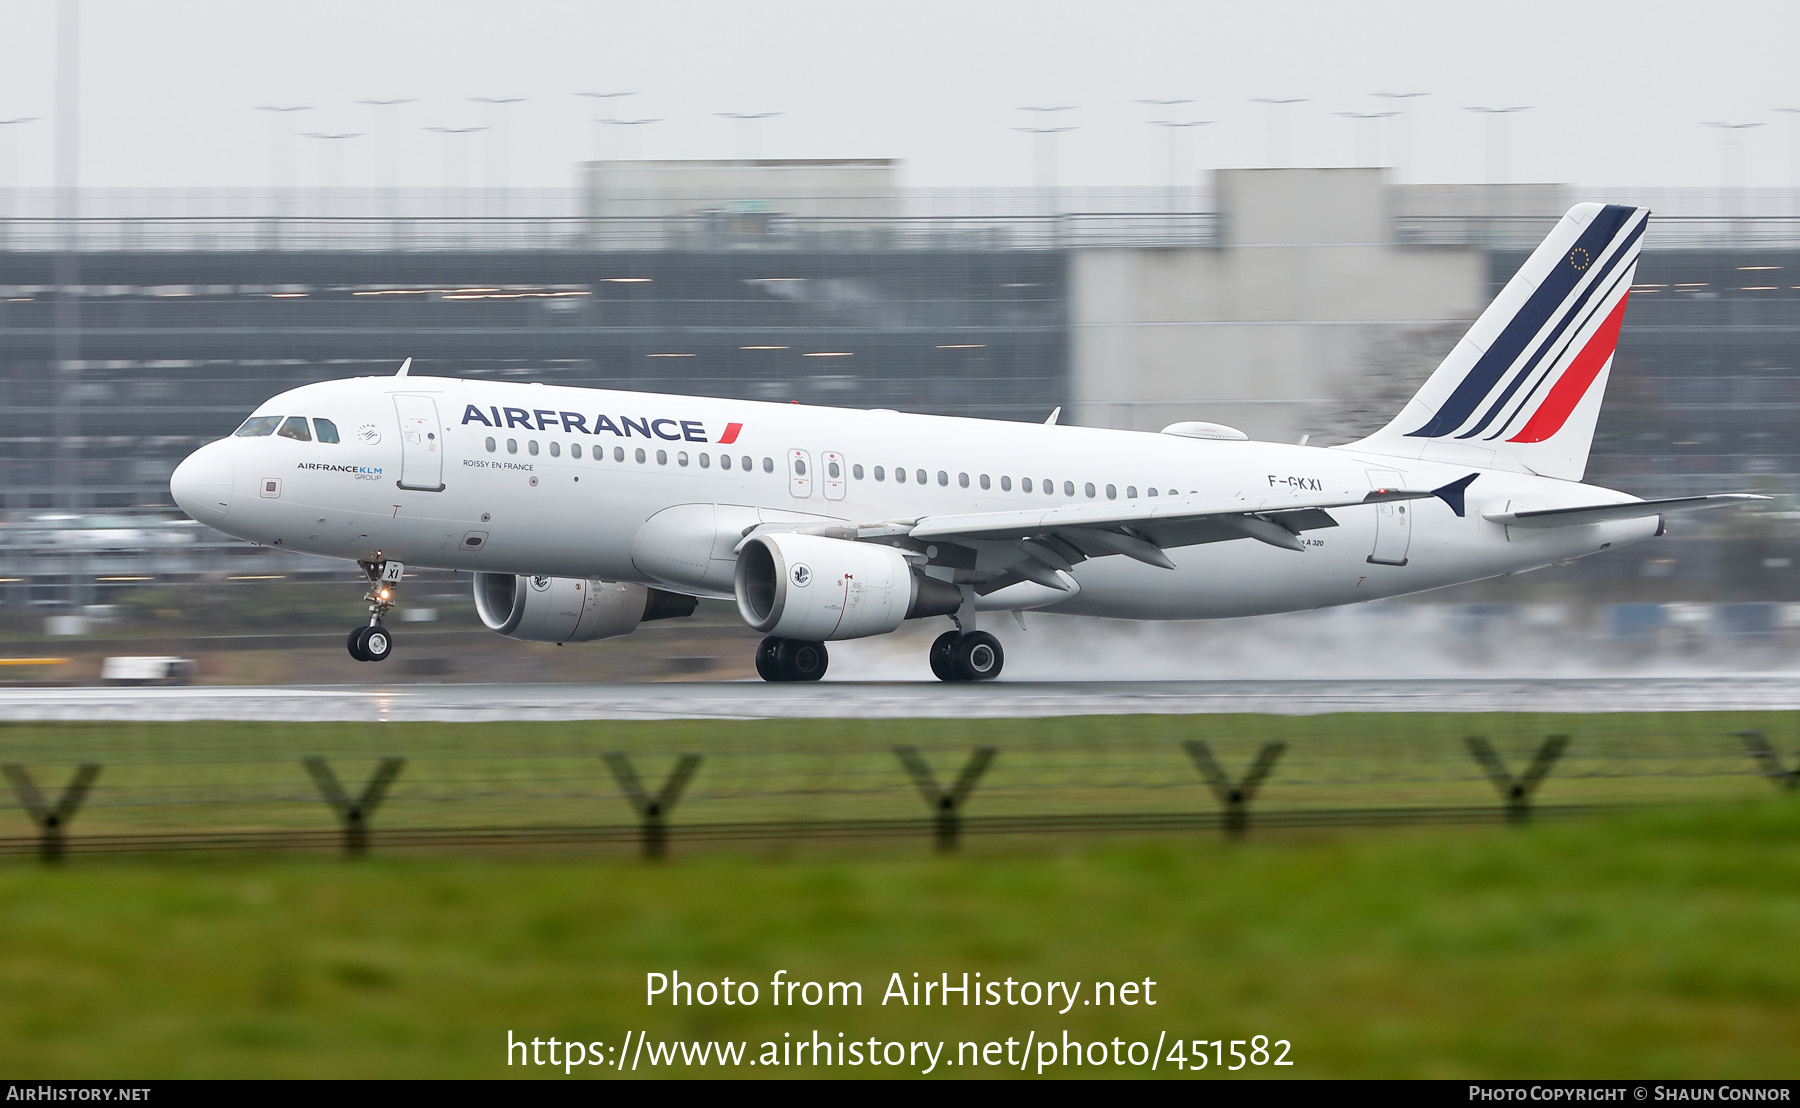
0;726;1793;862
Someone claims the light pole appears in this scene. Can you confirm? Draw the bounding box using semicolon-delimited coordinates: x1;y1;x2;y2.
0;117;39;240
575;91;634;160
1334;111;1395;168
1150;120;1211;213
254;105;312;225
1372;92;1428;182
469;96;526;218
1775;108;1800;219
1249;97;1308;167
1135;99;1193;190
1016;106;1076;218
302;132;361;226
716;112;782;162
598;118;660;163
424;125;485;229
1702;121;1764;228
357;98;414;219
1465;106;1531;184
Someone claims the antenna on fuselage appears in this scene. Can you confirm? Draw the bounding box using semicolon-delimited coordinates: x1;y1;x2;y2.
396;357;412;377
1044;406;1061;426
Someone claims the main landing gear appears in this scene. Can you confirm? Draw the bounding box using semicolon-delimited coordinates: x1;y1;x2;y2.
929;630;1004;682
346;559;404;663
755;636;829;682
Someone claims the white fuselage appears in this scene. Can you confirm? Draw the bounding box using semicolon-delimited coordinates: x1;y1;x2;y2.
171;376;1657;622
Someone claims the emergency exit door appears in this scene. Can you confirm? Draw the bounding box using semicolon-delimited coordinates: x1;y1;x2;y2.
1366;468;1411;566
393;394;446;492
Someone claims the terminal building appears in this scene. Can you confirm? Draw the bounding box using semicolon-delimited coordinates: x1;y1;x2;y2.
0;163;1795;611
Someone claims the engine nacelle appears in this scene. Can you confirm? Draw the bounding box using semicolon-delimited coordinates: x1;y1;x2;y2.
473;573;697;643
733;532;961;641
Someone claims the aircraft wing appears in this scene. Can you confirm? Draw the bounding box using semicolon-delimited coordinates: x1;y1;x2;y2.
738;476;1478;596
1483;493;1769;529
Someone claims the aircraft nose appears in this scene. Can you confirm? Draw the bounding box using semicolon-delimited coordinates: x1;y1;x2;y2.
170;442;234;528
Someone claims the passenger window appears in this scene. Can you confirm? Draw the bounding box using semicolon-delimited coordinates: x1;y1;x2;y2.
234;415;282;437
485;437;496;453
277;416;312;442
1021;477;1032;492
657;450;668;465
1001;476;1011;491
699;453;710;468
828;460;840;478
572;443;583;459
741;456;752;471
896;468;907;484
528;440;540;456
1169;489;1179;496
635;448;647;463
794;458;807;476
1085;482;1096;498
853;464;864;480
507;439;518;454
937;470;948;487
1126;485;1136;498
1147;487;1158;497
874;466;885;481
616;447;626;462
1064;481;1075;497
977;474;987;489
1046;480;1056;496
678;452;688;467
762;457;774;473
549;442;561;458
314;418;341;444
916;469;926;485
721;454;732;470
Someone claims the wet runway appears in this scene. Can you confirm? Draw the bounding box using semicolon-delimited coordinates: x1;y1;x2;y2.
0;675;1794;721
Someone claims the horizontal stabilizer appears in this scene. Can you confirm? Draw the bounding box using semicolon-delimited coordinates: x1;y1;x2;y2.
1483;493;1768;529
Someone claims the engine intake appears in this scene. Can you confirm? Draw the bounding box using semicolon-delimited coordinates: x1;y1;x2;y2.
733;532;961;641
473;573;697;644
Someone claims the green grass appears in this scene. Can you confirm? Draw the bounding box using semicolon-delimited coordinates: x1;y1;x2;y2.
0;803;1797;1078
0;712;1795;1078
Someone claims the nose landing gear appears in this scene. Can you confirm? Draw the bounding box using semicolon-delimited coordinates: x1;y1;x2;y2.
346;559;403;663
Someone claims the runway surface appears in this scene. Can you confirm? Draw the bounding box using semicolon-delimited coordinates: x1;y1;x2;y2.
0;675;1795;721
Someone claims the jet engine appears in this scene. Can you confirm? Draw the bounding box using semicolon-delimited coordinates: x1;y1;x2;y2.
733;532;961;641
473;573;697;644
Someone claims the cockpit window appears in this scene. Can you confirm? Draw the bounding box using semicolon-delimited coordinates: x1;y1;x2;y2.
313;418;340;444
277;416;312;442
234;415;282;437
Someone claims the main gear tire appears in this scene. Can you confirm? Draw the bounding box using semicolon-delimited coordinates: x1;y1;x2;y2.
929;630;962;682
754;636;784;682
347;626;370;662
776;639;829;682
953;631;1003;681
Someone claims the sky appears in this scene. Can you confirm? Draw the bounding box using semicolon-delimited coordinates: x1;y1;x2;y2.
1;0;1798;192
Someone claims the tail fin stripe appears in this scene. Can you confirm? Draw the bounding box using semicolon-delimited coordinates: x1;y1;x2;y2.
1456;214;1645;440
1405;204;1635;439
1506;291;1631;444
1481;256;1638;441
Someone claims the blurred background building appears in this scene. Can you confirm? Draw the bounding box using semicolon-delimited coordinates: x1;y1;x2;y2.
0;161;1797;651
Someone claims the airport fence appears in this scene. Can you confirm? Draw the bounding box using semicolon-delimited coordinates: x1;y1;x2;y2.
0;712;1793;861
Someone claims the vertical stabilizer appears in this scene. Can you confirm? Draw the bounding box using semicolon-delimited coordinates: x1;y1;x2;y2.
1343;202;1647;480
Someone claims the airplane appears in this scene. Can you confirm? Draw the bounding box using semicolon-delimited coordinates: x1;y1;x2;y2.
169;203;1764;682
